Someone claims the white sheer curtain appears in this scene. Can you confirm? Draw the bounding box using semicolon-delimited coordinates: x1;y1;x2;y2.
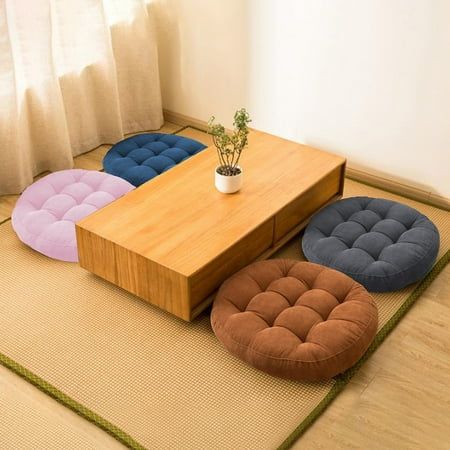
0;0;163;194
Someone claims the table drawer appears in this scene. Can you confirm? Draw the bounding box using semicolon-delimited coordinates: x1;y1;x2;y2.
273;166;343;243
188;218;274;311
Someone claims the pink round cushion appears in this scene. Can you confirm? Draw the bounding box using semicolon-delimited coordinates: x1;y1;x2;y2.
12;169;134;262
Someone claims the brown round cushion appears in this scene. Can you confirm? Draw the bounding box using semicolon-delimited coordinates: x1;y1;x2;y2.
211;259;378;381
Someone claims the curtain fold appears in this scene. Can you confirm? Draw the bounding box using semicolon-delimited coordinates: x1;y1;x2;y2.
0;0;163;194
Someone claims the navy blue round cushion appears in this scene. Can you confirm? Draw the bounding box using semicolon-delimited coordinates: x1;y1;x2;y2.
302;197;440;292
103;133;207;186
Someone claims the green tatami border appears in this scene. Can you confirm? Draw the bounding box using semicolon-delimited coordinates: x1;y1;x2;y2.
278;249;450;449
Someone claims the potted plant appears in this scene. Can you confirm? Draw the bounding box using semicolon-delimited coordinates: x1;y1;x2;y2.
208;108;251;194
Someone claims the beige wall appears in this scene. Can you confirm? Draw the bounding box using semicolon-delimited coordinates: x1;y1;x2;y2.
153;0;450;198
151;0;248;127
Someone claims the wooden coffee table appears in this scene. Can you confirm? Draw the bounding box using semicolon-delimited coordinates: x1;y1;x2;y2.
76;130;346;321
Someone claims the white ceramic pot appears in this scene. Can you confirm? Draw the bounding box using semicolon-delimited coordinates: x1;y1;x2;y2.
215;166;243;194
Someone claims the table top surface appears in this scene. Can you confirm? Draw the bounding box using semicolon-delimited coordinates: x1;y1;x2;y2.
77;130;345;275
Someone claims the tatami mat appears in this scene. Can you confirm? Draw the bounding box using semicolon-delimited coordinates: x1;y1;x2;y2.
0;178;448;449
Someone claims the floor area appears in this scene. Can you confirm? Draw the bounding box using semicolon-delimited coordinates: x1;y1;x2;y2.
1;122;449;449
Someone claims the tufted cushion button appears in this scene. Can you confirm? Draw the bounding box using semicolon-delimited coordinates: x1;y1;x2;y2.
211;259;378;381
103;133;207;186
12;169;134;262
302;197;440;292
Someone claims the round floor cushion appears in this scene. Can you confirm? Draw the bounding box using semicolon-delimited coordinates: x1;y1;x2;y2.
12;170;134;262
302;197;440;292
211;259;378;381
103;133;207;186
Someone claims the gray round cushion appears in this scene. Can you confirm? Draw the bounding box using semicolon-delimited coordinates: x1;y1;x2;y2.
302;197;440;292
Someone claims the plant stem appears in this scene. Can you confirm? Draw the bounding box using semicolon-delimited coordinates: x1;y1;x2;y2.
212;135;226;167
